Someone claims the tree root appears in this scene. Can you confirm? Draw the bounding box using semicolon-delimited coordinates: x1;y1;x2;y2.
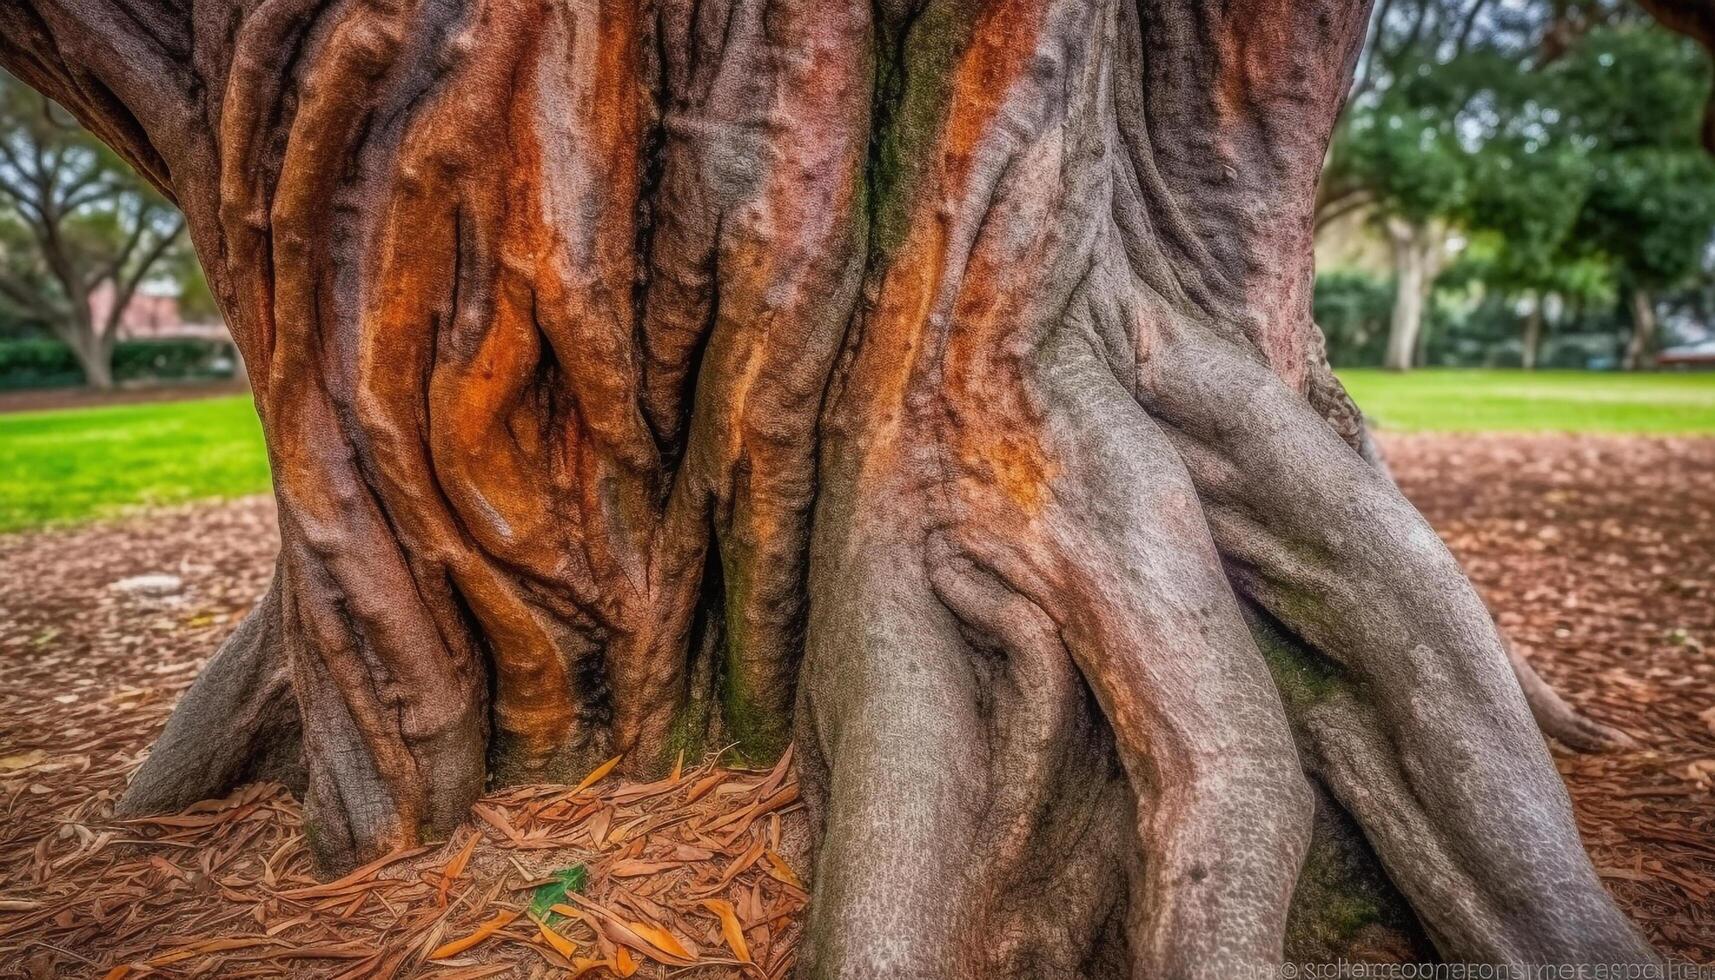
1139;322;1654;963
1506;637;1639;752
1307;352;1637;754
117;570;302;816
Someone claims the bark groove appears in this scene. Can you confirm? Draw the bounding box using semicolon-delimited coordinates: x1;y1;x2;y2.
0;0;1656;972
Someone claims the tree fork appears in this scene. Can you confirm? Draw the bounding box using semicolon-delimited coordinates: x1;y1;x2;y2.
2;0;1656;971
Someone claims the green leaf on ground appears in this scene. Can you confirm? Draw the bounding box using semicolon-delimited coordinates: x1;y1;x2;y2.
528;865;588;922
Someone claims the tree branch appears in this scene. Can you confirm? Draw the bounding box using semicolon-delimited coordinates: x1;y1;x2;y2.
1315;190;1375;233
1347;0;1401;104
93;197;152;294
103;209;181;339
0;265;60;320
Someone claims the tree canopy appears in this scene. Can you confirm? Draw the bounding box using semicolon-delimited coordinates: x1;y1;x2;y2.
0;70;186;386
1318;0;1715;369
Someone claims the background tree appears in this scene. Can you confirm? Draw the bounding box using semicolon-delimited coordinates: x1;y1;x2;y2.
0;70;184;388
1318;0;1715;371
0;0;1661;973
1320;0;1535;371
1451;71;1605;369
1552;25;1715;368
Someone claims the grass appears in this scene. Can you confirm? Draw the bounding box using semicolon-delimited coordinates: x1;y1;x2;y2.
0;394;269;532
1337;369;1715;435
0;370;1711;533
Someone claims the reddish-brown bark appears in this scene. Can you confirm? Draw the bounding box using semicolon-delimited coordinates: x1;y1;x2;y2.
0;0;1660;972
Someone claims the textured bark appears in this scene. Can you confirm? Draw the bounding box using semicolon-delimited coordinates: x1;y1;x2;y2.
1;0;1657;972
117;569;304;814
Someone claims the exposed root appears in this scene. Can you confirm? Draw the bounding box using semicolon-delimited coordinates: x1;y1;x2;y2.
117;570;302;816
1506;636;1640;752
1308;344;1637;754
1140;323;1656;964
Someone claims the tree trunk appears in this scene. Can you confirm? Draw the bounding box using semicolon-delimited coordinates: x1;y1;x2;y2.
61;311;115;389
1383;217;1438;372
1624;287;1657;371
1521;294;1543;371
1;0;1655;972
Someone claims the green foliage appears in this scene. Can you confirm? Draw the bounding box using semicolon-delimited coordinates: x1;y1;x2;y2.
0;394;270;531
0;337;235;390
1314;271;1395;366
1550;25;1710;150
1575;148;1715;289
1324;7;1715;361
1552;27;1715;291
527;865;588;922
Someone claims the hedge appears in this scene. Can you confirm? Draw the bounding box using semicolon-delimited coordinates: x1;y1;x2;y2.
0;337;237;390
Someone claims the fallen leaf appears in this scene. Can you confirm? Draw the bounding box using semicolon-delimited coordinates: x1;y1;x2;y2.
0;750;46;771
573;755;622;796
438;832;480;906
701;898;751;963
763;849;803;889
627;919;693;961
532;914;578;958
528;865;588;920
429;909;520;960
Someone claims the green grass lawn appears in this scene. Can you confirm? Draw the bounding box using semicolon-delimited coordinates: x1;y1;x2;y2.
1;371;1711;533
0;394;269;532
1337;369;1715;435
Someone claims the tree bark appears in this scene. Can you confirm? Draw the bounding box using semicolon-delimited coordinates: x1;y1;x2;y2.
1383;216;1439;372
1;0;1656;972
1624;287;1657;371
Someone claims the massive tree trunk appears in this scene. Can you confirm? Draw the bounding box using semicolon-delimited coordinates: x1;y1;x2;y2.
2;0;1655;972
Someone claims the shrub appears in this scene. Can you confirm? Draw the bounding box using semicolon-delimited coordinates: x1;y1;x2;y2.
0;337;236;390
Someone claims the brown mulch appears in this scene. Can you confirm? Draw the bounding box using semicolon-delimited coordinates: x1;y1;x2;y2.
1385;434;1715;961
0;433;1712;975
0;501;805;979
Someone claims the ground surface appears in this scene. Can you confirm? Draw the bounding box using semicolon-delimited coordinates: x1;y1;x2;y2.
1340;369;1715;434
0;395;267;532
0;434;1712;975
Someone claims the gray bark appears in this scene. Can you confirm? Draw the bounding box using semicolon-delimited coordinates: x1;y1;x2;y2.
117;572;303;814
